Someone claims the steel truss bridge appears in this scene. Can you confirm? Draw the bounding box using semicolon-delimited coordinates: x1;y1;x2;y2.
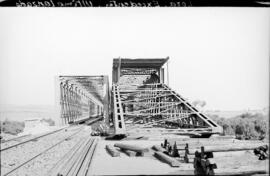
56;58;222;137
112;58;222;136
58;76;109;125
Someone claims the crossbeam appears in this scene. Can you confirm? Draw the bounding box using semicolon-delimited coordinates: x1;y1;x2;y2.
121;93;173;103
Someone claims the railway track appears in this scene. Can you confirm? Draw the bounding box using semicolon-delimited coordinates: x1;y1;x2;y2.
1;126;84;176
0;126;75;152
48;136;99;176
1;134;31;144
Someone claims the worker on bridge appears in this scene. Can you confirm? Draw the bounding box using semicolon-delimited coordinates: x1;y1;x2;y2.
149;71;160;83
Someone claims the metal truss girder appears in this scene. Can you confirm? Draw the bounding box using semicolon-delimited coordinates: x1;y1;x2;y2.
123;112;191;116
126;114;191;129
60;78;103;106
121;94;174;103
125;103;182;114
113;84;126;134
161;84;222;133
119;89;173;93
127;128;213;135
121;68;158;75
59;77;104;124
118;83;162;86
112;81;222;135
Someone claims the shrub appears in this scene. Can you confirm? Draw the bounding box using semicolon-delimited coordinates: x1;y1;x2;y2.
209;112;268;140
0;119;25;135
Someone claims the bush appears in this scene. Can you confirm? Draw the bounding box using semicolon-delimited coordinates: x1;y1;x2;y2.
0;119;25;135
209;112;268;140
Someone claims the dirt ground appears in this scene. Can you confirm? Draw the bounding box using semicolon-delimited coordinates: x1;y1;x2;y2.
1;127;269;176
89;136;269;175
89;139;193;175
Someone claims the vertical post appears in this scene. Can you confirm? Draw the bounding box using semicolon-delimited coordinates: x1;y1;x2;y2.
113;84;126;134
88;99;91;118
70;85;74;122
166;57;169;86
63;83;67;124
55;76;62;126
117;57;121;84
75;87;78;120
160;68;165;84
63;84;67;125
103;76;110;125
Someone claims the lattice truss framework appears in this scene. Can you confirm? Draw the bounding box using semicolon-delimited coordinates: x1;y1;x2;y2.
59;76;104;124
112;70;222;135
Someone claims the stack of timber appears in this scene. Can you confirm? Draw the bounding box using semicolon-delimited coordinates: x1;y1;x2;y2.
160;137;269;175
49;136;99;176
114;143;149;157
161;138;268;158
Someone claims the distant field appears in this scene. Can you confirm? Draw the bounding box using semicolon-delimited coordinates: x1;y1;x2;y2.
0;105;267;122
205;109;268;118
0;105;57;122
205;111;245;118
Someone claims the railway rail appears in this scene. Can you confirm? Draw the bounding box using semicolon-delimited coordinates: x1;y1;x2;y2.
48;136;99;176
1;126;84;176
0;134;31;144
0;126;72;152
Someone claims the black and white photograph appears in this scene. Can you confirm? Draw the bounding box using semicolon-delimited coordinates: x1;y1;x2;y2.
0;5;269;176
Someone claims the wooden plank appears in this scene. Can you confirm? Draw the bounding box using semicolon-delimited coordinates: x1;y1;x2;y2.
173;142;268;151
172;140;267;145
154;151;181;167
187;145;263;154
152;145;167;152
106;145;120;157
215;170;267;175
121;149;136;157
114;143;149;153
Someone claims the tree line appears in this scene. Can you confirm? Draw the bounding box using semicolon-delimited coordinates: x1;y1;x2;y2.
209;112;269;140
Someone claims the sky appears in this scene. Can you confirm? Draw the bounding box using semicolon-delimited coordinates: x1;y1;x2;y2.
0;8;269;111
